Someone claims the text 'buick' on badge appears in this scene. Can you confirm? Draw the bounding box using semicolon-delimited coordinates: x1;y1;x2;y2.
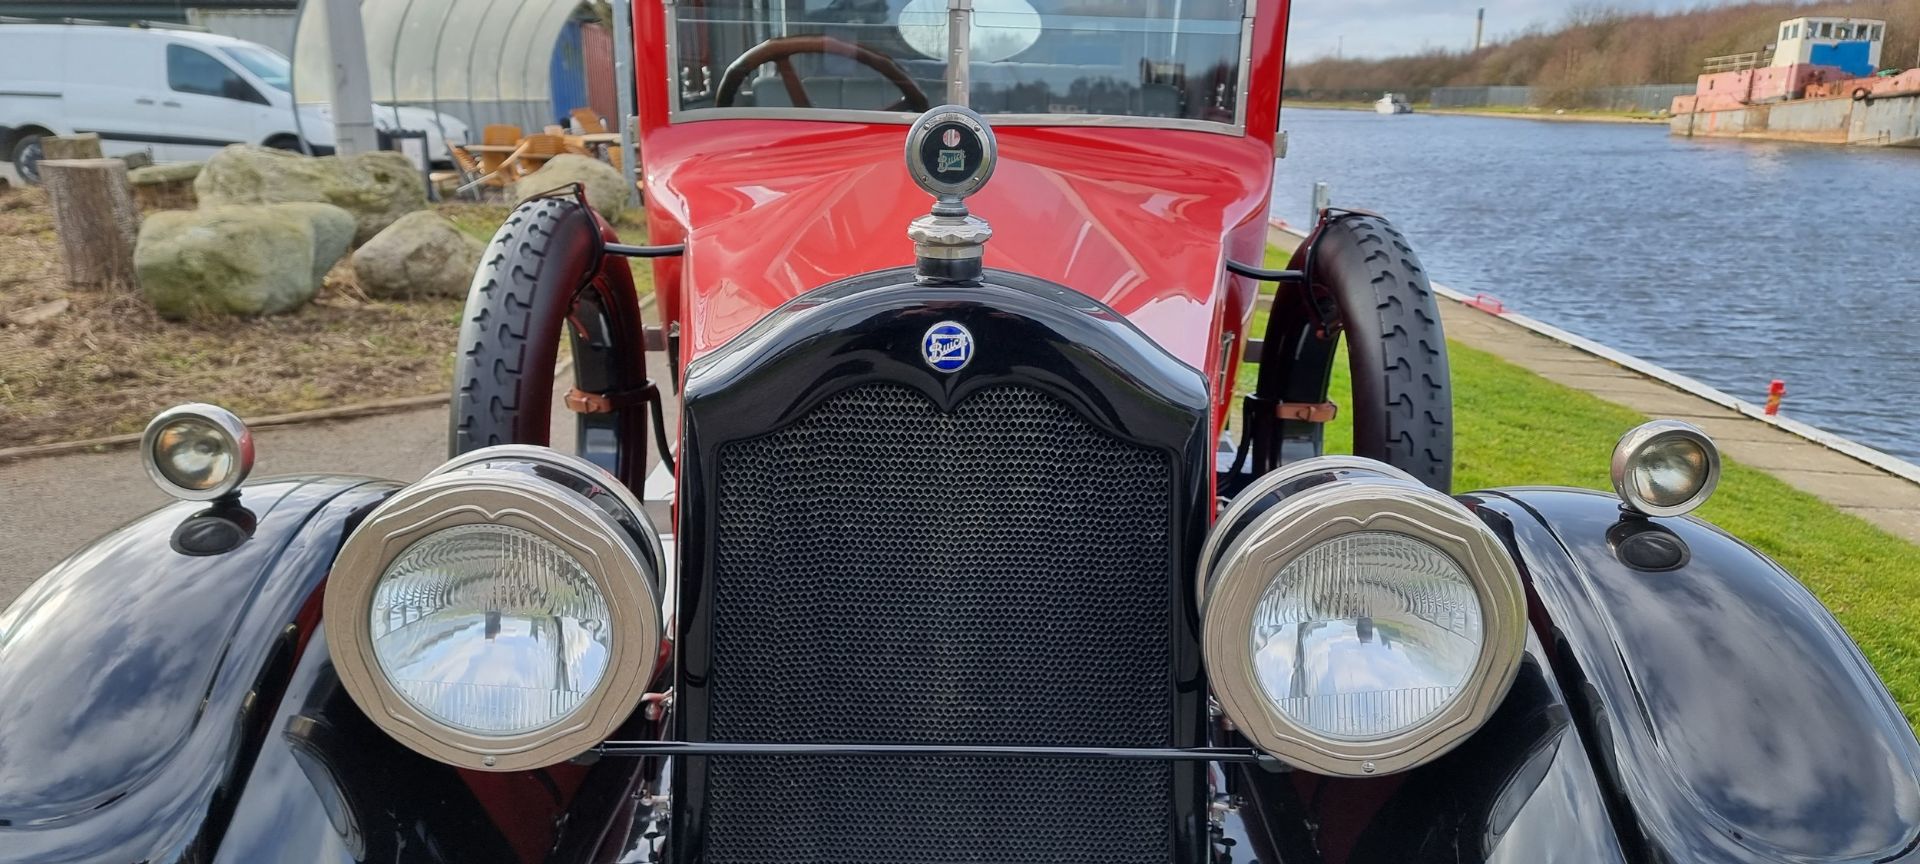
922;321;973;373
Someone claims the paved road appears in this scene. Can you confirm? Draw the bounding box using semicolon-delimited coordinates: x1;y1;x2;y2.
0;358;676;609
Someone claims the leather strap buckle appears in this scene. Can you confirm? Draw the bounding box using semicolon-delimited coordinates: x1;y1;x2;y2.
1277;402;1339;423
564;381;660;415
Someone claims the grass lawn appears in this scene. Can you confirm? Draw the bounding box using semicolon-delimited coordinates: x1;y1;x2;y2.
1244;243;1920;729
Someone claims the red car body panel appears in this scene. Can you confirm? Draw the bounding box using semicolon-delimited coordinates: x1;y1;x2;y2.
630;0;1291;431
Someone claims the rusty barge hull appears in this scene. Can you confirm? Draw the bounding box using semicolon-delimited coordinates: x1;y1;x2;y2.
1671;91;1920;147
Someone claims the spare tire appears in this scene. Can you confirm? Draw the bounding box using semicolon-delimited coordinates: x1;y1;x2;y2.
1247;212;1454;492
449;192;656;491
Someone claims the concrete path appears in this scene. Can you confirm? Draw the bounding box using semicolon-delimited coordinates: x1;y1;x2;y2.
0;355;678;609
1441;305;1920;541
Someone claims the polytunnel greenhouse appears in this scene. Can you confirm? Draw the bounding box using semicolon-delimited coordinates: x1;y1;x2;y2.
291;0;597;136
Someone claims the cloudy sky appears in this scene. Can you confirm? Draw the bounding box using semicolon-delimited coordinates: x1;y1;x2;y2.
1285;0;1756;59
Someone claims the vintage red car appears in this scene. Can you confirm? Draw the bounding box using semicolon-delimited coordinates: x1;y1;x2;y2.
4;1;1919;862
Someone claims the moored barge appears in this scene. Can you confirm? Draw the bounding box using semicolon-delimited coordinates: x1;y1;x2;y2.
1671;15;1919;148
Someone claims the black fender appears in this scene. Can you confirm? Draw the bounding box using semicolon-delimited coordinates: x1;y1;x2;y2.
1230;632;1632;863
1468;487;1920;863
0;474;656;863
0;477;396;862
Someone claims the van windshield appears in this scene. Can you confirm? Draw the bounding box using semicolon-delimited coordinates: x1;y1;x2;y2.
673;0;1247;127
221;45;292;92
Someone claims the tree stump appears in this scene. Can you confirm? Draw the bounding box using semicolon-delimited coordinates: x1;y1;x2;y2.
42;133;104;161
40;158;140;292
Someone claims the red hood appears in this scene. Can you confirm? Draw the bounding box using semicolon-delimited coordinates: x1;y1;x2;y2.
642;120;1275;369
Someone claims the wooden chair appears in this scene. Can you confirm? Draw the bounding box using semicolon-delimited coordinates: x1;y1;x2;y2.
439;140;491;198
478;124;523;177
445;140;483;178
500;133;585;181
569;108;608;134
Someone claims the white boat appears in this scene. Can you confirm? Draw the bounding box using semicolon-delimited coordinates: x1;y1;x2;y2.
1375;93;1413;114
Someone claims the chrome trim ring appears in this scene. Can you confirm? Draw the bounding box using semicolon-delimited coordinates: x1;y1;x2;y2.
325;464;663;772
1611;419;1721;518
430;444;665;581
139;403;255;501
1198;455;1420;609
1201;474;1526;777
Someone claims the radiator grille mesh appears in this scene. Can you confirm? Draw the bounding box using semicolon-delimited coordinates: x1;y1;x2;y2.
704;383;1176;864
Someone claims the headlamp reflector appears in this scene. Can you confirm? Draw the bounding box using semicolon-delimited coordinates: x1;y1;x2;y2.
1252;531;1484;741
371;524;614;737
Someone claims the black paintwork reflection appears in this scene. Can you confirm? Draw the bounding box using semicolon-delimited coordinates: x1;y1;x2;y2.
0;478;394;862
1471;488;1920;863
1235;639;1628;864
676;268;1214;864
213;629;519;863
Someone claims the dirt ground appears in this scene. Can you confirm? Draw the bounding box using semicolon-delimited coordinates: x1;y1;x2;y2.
0;185;474;449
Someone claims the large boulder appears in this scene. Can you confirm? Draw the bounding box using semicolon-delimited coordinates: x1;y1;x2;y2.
135;206;318;319
129;162;202;185
350;210;483;299
194;145;427;243
513;154;628;220
272;202;356;285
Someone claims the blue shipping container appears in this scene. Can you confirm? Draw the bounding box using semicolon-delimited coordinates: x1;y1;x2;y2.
550;18;590;126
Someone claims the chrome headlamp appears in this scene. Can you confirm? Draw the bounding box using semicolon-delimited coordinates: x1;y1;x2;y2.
141;404;254;500
1612;420;1720;517
1200;456;1525;776
325;446;663;772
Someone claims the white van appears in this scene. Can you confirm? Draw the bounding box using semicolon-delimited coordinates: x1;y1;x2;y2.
0;22;469;181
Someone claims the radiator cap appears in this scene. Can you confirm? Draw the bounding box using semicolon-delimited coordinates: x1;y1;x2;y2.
906;105;995;283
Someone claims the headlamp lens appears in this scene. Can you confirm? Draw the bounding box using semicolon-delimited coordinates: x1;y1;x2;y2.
152;416;235;492
1629;435;1710;509
370;524;613;737
1250;531;1484;741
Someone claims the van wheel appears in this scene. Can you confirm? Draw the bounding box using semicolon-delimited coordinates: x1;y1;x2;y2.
11;134;44;185
263;135;304;152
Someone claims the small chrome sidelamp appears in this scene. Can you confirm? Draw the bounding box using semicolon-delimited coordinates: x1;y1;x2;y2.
1611;419;1721;518
905;104;996;283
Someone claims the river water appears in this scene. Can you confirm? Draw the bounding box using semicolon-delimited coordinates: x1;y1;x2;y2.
1270;107;1920;462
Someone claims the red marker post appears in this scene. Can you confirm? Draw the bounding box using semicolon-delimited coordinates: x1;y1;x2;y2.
1765;379;1785;416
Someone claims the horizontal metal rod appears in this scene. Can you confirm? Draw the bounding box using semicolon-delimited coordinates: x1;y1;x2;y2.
1226;259;1306;284
605;243;686;258
594;740;1280;765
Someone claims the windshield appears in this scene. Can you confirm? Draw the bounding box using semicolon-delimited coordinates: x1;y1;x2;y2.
673;0;1247;127
221;44;292;93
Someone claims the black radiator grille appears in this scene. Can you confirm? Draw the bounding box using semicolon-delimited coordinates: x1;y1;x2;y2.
705;383;1175;864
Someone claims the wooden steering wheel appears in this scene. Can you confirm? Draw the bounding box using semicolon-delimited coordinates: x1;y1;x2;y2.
714;35;932;113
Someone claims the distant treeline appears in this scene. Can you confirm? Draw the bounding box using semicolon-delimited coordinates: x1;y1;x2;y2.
1284;1;1919;106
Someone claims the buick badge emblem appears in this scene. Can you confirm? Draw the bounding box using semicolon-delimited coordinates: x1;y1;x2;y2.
922;321;973;373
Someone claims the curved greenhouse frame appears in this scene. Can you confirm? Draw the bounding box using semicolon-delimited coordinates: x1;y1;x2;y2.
293;0;587;135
